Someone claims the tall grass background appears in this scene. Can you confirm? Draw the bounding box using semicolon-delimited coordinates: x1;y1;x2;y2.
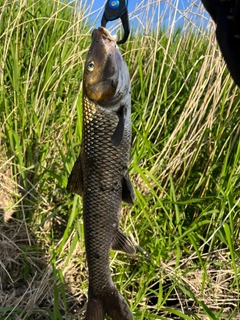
0;0;239;319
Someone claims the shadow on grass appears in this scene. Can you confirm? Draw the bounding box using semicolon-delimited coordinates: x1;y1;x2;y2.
0;203;87;320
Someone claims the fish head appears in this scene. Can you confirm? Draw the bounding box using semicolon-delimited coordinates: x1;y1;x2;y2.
83;27;128;105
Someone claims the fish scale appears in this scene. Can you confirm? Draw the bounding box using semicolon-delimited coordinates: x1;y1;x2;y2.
82;96;130;297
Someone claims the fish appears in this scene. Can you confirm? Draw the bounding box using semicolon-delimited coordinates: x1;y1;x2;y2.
67;26;135;320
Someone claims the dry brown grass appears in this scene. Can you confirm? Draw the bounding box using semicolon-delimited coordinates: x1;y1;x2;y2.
159;250;240;319
0;217;87;319
0;135;16;222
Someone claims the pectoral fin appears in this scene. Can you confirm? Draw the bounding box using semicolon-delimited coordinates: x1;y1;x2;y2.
111;104;126;147
122;174;135;205
67;153;83;196
112;229;135;255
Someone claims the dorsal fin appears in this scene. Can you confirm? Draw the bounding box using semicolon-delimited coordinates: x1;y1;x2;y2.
111;104;126;147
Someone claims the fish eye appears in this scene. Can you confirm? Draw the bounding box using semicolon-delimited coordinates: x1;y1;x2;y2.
87;61;95;72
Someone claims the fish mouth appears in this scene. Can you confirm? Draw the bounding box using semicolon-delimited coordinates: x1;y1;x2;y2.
92;27;118;48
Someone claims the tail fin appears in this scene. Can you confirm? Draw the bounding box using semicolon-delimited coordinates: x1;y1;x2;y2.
84;297;105;320
85;287;133;320
104;288;133;320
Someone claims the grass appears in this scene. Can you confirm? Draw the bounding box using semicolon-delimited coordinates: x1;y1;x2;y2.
0;0;240;319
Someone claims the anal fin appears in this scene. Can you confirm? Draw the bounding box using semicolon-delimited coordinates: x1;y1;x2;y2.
67;153;83;196
122;174;135;205
112;229;135;255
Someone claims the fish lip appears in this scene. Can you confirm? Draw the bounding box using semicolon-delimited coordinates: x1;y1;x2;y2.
98;26;111;38
97;26;117;42
92;27;118;49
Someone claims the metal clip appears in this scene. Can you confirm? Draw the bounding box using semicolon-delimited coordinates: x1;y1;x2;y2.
101;0;130;44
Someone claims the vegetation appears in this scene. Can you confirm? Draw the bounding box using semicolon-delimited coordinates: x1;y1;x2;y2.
0;0;239;319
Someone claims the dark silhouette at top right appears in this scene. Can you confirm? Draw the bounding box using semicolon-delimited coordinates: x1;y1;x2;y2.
201;0;240;86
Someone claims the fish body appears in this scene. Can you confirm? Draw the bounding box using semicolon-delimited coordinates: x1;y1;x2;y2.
67;27;135;320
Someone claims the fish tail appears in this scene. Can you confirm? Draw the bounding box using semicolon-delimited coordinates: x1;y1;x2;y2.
85;287;133;320
84;297;105;320
104;288;133;320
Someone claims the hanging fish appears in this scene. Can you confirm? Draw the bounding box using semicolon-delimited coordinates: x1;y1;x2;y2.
67;26;135;320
